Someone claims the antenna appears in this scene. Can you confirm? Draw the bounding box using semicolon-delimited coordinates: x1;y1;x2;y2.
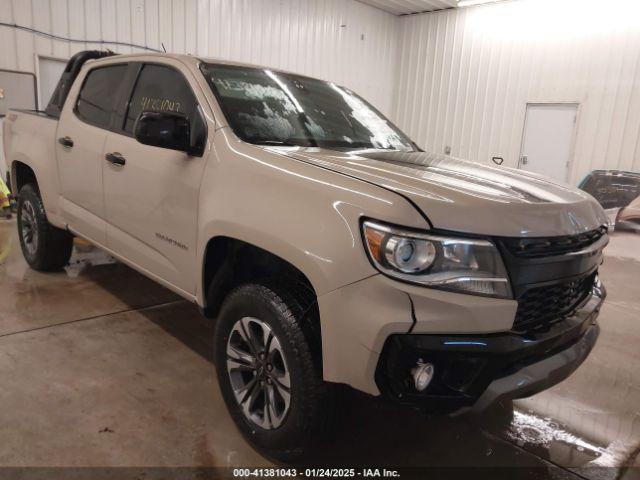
161;42;167;53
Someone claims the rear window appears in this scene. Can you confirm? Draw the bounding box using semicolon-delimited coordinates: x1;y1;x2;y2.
75;65;128;129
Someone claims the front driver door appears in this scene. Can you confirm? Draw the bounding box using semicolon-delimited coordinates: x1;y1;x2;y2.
102;61;208;295
56;63;130;244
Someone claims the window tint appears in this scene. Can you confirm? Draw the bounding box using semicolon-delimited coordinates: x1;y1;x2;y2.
124;64;198;134
75;65;128;129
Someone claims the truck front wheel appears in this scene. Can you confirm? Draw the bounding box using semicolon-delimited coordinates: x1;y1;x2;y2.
213;282;330;460
17;184;73;271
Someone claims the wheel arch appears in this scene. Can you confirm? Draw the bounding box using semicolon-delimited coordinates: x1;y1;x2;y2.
9;156;65;228
201;235;318;318
202;236;323;370
11;160;38;193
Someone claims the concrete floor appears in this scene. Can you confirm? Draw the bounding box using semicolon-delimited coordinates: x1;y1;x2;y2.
0;218;639;477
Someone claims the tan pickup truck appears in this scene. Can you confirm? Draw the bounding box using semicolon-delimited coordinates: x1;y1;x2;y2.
3;51;609;459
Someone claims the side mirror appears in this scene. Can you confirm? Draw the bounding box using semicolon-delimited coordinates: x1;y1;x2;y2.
134;111;192;154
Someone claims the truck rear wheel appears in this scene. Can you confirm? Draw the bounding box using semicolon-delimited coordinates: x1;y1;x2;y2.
213;282;330;460
17;184;73;271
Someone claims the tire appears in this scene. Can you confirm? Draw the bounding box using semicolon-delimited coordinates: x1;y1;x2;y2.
17;184;73;271
213;282;330;461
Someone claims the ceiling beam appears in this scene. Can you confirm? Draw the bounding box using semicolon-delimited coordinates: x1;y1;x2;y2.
356;0;458;16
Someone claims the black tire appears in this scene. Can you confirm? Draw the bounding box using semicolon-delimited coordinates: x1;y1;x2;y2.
17;184;73;271
213;281;330;461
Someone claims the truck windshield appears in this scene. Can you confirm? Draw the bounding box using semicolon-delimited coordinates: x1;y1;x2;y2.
200;63;416;152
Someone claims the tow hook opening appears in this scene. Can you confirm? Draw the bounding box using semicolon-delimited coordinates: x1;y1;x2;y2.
411;359;435;392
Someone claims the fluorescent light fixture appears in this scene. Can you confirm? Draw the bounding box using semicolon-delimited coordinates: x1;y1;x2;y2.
457;0;503;7
463;0;640;40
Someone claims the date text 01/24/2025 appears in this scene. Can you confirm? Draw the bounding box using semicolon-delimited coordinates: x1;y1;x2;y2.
233;469;401;478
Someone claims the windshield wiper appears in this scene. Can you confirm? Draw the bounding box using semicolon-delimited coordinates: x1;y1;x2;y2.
253;140;300;147
252;138;318;148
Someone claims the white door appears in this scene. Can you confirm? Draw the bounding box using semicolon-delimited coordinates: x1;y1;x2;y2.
103;61;207;294
37;57;67;108
519;104;578;183
57;63;130;245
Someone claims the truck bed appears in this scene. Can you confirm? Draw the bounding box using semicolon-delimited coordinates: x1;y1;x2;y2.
10;109;58;119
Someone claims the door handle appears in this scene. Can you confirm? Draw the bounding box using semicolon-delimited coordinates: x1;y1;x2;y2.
58;136;74;148
105;152;126;166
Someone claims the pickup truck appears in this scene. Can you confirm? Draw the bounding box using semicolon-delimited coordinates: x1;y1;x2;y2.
3;50;609;459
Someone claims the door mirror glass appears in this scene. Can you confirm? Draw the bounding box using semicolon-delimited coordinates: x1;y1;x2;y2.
134;111;191;153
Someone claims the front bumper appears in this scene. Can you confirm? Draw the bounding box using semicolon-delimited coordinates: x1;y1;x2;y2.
374;284;604;414
317;274;518;395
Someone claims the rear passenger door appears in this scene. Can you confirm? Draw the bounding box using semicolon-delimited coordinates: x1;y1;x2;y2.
56;63;131;244
102;61;208;295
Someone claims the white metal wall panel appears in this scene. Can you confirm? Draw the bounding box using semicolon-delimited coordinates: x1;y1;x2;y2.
0;0;399;115
393;0;640;183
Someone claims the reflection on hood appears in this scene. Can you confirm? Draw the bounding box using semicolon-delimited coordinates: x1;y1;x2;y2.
357;150;581;205
281;147;609;237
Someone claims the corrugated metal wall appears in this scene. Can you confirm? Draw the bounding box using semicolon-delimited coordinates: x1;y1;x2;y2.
3;0;640;184
0;0;399;114
394;0;640;183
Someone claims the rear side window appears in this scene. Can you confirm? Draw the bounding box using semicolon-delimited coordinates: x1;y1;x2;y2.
75;65;128;129
124;64;198;134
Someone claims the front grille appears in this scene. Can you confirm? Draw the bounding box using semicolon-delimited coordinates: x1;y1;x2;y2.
513;273;596;332
502;227;607;258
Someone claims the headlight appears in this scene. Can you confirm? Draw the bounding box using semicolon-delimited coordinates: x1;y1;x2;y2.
362;220;512;299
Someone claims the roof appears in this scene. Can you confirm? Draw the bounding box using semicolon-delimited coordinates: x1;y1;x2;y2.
89;52;329;81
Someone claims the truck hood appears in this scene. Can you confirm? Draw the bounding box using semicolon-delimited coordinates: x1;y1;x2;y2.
280;148;608;238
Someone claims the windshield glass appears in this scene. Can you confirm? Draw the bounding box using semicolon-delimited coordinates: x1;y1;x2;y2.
200;63;416;152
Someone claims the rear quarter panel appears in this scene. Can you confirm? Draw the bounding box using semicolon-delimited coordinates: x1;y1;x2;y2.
4;112;64;227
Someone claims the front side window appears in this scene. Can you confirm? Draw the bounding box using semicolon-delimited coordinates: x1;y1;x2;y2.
124;64;198;134
200;63;415;152
75;64;128;129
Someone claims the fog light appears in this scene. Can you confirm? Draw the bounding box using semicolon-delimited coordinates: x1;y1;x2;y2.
411;359;434;392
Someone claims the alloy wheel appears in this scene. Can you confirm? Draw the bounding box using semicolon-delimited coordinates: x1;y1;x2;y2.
226;317;291;430
20;200;38;256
